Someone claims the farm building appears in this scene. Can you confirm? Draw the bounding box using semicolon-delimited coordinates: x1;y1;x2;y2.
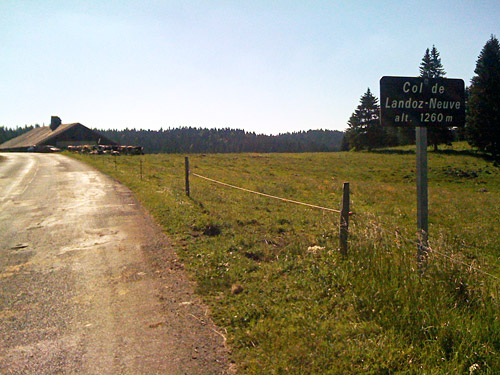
0;117;117;152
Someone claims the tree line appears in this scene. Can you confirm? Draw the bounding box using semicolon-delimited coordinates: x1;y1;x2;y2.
343;35;500;159
0;124;343;154
97;128;344;154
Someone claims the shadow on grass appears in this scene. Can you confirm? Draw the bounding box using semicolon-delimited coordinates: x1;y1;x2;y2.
434;149;500;165
368;147;499;166
369;149;415;155
188;196;211;214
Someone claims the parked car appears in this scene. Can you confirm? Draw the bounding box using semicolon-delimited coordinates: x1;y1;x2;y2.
37;145;61;153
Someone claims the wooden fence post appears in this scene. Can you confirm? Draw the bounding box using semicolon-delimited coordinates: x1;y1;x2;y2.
185;157;190;197
339;182;350;256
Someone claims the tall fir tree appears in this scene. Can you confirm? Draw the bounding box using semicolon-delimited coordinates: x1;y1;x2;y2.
419;45;453;150
467;35;500;158
419;45;446;78
345;88;393;150
419;48;433;78
430;45;446;77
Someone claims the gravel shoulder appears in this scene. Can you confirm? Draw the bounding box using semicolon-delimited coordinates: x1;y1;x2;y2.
0;153;231;374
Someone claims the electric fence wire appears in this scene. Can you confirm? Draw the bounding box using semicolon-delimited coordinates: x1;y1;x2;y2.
426;246;500;282
191;170;498;283
192;172;342;214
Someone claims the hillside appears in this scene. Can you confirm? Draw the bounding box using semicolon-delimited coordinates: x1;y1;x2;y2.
71;143;500;374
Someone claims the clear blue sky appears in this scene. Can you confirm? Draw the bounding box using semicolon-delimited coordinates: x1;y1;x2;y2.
1;1;499;134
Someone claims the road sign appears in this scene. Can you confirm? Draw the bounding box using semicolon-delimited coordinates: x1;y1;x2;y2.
380;76;465;127
380;75;465;272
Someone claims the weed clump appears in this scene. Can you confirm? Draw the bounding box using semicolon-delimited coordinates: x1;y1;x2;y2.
192;217;223;236
202;224;222;236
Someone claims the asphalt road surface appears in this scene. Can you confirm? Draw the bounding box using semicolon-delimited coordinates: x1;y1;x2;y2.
0;153;230;374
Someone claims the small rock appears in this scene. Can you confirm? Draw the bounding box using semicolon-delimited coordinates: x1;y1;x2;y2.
10;244;28;250
307;245;325;254
231;284;243;295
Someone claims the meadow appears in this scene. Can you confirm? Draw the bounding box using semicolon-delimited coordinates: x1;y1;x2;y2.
71;143;500;374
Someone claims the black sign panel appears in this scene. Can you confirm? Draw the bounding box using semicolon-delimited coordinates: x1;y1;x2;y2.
380;76;465;127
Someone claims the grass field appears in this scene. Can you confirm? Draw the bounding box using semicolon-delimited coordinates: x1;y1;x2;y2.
71;143;500;374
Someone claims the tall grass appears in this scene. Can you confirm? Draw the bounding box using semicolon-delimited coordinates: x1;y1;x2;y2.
71;144;500;374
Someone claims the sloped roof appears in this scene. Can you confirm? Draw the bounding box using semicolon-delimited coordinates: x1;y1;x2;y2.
0;123;79;149
0;123;114;150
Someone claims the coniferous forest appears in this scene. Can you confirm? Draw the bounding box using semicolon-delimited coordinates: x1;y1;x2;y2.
0;125;344;154
97;127;344;154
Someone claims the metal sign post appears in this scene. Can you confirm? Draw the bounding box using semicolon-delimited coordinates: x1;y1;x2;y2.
416;126;428;269
380;76;465;271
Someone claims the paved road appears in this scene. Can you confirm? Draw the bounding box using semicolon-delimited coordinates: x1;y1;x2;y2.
0;153;229;374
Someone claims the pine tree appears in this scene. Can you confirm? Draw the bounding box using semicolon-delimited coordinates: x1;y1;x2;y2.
419;45;453;150
467;35;500;158
430;45;446;77
419;48;433;78
345;88;391;150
